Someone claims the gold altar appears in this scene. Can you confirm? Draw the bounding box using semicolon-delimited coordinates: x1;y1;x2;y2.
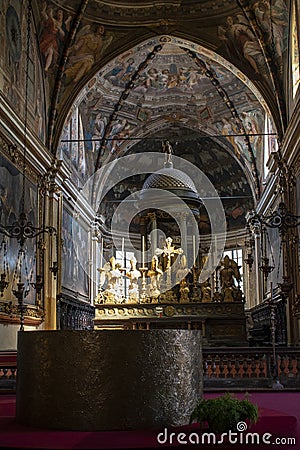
94;237;248;346
94;145;247;346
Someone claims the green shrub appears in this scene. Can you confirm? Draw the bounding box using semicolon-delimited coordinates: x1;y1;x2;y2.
190;393;259;434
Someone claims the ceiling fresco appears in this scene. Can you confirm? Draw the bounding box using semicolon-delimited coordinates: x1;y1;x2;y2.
0;0;289;156
0;1;288;228
0;0;290;236
59;35;271;195
37;0;288;151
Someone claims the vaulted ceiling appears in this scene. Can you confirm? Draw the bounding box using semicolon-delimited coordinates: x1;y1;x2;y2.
1;0;291;230
45;0;288;153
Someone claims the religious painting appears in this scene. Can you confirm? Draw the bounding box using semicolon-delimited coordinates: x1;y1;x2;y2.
63;23;113;85
38;1;73;74
137;107;149;122
1;2;47;144
198;106;212;121
217;108;263;164
2;3;22;112
0;153;37;305
103;51;135;87
268;226;282;285
217;13;268;77
62;208;89;298
291;1;300;97
216;1;288;79
250;0;289;71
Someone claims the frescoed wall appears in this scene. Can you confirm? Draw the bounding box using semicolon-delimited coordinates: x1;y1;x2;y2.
0;0;287;161
0;2;47;143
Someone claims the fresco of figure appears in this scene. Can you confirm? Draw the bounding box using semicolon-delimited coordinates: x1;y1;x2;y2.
39;2;72;72
241;110;262;156
218;14;263;74
253;0;288;67
91;112;107;152
64;24;112;84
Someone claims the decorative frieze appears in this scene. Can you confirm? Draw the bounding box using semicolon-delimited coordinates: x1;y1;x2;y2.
95;301;245;322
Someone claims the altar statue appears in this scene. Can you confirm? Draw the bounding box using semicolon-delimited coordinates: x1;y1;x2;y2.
175;255;190;302
163;140;173;166
101;256;124;303
200;279;212;303
126;256;141;303
175;254;189;284
155;237;183;288
147;255;163;300
98;261;111;290
219;255;242;302
179;278;190;302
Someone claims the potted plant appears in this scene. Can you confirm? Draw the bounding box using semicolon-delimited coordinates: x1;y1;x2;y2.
190;393;259;434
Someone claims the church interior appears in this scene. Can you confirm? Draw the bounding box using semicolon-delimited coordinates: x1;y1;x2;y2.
0;0;300;446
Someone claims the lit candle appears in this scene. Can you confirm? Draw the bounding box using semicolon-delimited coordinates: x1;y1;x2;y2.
142;236;145;267
193;235;196;263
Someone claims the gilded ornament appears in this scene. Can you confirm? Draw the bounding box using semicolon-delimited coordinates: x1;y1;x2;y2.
164;305;176;317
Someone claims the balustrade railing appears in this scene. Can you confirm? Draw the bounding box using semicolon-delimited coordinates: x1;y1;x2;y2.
1;348;300;392
203;347;300;389
0;350;17;392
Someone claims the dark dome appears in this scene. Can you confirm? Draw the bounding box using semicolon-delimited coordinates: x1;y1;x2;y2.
140;167;201;213
142;168;197;192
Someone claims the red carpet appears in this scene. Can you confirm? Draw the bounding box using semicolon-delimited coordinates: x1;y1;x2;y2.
0;393;298;449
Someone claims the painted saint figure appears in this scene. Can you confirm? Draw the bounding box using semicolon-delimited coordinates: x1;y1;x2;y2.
65;25;112;83
39;2;71;72
218;14;263;74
